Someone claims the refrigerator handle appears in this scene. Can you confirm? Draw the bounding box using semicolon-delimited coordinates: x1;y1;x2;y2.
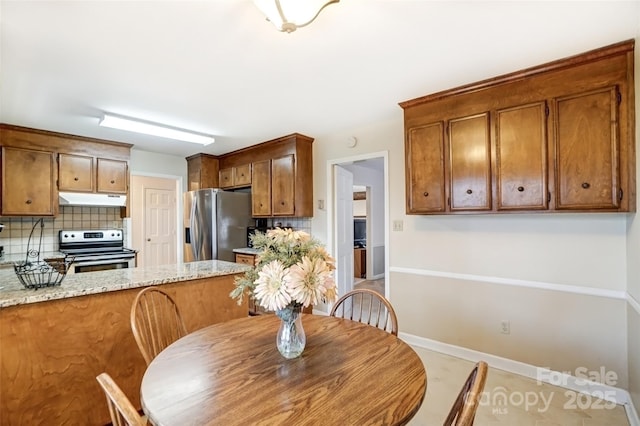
190;194;200;260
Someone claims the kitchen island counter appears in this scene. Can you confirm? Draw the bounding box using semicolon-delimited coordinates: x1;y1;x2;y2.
1;260;250;425
0;259;250;308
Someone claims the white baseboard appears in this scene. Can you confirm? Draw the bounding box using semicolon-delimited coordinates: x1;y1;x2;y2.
400;332;639;426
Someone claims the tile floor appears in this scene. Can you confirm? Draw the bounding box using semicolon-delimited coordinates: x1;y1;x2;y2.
353;279;630;425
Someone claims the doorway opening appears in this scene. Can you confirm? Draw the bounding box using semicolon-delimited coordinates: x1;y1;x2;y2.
327;151;389;299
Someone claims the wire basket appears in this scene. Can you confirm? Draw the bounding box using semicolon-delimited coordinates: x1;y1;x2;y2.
13;219;75;290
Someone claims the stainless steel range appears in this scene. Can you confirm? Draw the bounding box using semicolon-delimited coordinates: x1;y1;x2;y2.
59;229;137;273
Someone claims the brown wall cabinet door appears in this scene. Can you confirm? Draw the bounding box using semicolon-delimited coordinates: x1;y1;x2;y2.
219;164;251;189
234;164;252;187
406;122;446;213
58;153;95;192
554;87;620;210
271;155;295;216
188;168;201;191
448;113;492;211
496;102;549;210
2;147;55;215
252;160;271;216
97;158;127;194
219;168;233;188
187;154;219;190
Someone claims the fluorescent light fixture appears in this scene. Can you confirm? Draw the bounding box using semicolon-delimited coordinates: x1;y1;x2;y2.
99;114;215;145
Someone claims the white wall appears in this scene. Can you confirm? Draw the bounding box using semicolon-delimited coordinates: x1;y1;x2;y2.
312;107;631;388
129;149;188;191
626;18;640;413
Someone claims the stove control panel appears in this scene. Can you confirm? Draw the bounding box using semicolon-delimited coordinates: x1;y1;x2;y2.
59;229;123;243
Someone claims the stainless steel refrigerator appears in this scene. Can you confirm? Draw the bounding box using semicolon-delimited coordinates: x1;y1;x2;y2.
183;189;252;262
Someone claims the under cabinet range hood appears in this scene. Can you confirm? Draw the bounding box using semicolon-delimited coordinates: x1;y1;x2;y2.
58;192;127;207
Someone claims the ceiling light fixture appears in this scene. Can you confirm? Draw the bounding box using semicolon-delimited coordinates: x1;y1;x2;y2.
253;0;339;33
99;114;215;145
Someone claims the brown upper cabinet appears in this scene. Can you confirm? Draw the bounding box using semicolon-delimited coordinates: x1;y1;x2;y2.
238;135;312;218
219;163;252;189
400;39;635;214
59;154;128;194
0;124;132;216
190;133;314;218
58;153;94;192
495;101;548;211
449;112;492;212
553;87;620;210
251;159;271;216
96;158;128;194
186;153;219;191
266;155;296;216
2;146;56;216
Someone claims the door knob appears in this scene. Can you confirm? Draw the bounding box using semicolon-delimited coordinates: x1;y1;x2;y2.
147;238;151;242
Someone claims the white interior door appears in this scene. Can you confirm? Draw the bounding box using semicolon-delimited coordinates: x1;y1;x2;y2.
335;165;354;297
144;187;177;268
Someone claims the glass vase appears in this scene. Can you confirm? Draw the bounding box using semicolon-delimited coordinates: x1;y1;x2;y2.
275;305;306;359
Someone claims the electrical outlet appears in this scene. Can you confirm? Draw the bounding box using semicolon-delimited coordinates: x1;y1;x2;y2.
500;320;510;334
393;220;404;231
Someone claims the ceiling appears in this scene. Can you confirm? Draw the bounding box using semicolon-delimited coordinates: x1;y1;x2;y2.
1;1;638;158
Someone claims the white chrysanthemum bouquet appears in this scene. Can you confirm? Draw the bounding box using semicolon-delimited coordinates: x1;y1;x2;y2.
230;228;338;313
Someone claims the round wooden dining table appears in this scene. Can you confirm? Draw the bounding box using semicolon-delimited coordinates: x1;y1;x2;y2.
140;314;427;426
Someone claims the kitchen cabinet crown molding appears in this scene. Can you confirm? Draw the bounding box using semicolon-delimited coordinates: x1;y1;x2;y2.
399;39;634;109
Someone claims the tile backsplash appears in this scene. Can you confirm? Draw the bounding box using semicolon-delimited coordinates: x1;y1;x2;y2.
0;206;125;255
264;217;312;234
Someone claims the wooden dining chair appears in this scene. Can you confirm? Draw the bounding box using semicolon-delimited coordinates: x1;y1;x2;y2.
130;286;188;365
443;361;489;426
329;288;398;336
96;372;147;426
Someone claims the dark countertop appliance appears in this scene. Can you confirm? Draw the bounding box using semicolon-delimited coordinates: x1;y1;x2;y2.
59;229;136;273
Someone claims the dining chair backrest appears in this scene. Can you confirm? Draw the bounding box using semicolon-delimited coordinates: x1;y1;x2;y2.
329;288;399;336
130;286;188;365
443;361;489;426
96;372;147;426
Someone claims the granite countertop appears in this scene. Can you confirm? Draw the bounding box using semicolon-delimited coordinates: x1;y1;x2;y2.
0;260;251;309
233;247;260;255
0;251;66;267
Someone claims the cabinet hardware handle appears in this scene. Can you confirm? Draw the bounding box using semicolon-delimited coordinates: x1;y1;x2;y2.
74;177;79;181
25;199;32;204
423;192;429;197
281;201;285;205
466;189;473;194
517;186;524;192
110;180;115;184
581;182;590;189
147;238;151;242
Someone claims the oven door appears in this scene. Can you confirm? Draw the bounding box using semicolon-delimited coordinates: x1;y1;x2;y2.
69;258;135;274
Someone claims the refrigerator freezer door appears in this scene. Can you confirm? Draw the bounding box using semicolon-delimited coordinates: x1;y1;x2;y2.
216;192;252;262
184;189;252;263
184;189;216;262
183;191;195;263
